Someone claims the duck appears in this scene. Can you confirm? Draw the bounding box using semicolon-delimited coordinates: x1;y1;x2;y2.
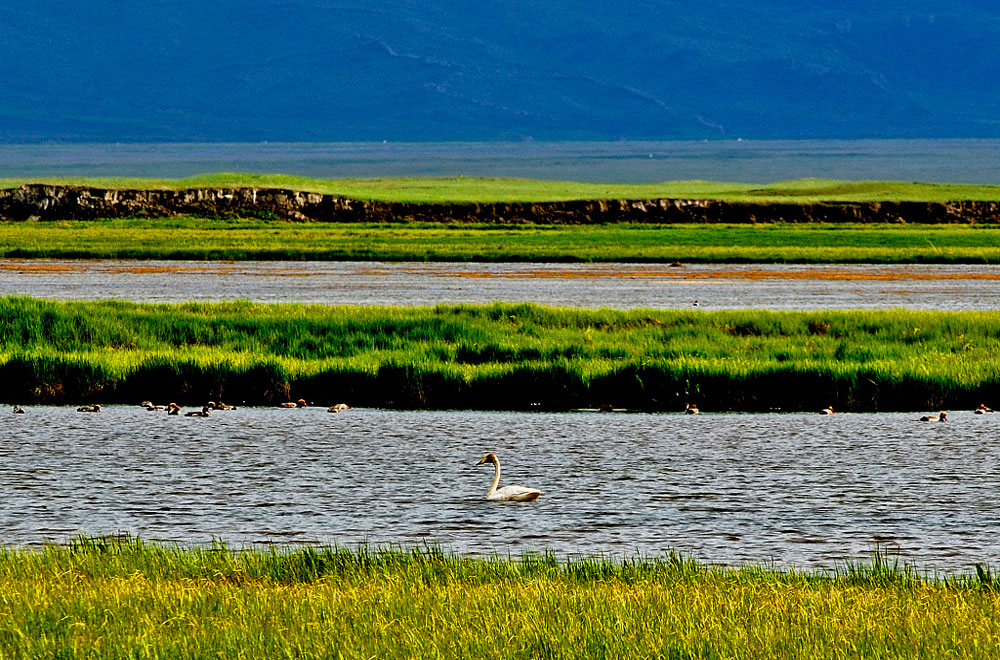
77;404;102;413
476;453;542;502
819;406;834;415
12;406;24;414
327;403;351;413
685;403;699;415
143;402;166;411
167;403;181;415
185;405;211;418
211;401;236;410
919;411;948;422
975;404;993;415
280;398;308;408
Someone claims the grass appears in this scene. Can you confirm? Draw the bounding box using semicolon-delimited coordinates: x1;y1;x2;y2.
2;537;1000;658
3;174;1000;203
4;218;1000;262
2;297;1000;411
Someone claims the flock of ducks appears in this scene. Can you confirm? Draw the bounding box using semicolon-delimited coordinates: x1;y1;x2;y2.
11;399;354;416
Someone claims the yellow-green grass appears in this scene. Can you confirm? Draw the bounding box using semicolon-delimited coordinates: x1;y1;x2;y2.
3;174;1000;203
4;218;1000;262
2;538;1000;659
3;297;1000;411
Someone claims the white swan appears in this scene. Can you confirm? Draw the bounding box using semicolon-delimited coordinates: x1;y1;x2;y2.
476;453;542;502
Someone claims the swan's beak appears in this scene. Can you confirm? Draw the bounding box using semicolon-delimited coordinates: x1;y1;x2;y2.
475;456;487;466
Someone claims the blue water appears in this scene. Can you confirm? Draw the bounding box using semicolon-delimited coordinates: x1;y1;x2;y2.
2;139;999;183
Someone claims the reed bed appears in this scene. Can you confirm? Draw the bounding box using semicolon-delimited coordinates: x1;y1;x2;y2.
2;537;1000;658
2;297;1000;411
3;219;1000;262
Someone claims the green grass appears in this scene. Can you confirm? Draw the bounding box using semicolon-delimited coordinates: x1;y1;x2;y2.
3;297;1000;411
4;218;1000;262
2;537;1000;658
4;174;1000;202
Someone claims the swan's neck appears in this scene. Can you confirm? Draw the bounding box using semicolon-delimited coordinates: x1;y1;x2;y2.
486;460;501;498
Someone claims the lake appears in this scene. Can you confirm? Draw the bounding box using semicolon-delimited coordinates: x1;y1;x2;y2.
1;406;996;572
2;260;999;311
2;139;1000;184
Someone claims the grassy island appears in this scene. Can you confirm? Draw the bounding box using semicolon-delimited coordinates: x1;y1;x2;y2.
1;538;999;658
2;297;999;411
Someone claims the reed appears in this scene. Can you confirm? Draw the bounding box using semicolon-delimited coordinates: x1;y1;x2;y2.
2;298;999;411
2;218;1000;262
1;538;999;658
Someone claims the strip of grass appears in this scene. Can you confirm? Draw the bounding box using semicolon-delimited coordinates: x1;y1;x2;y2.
4;218;1000;262
2;537;999;658
2;297;999;411
3;174;1000;202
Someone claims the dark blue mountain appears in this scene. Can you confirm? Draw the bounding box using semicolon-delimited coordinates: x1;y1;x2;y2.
2;0;998;141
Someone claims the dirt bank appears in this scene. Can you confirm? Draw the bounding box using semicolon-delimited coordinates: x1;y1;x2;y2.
2;184;998;224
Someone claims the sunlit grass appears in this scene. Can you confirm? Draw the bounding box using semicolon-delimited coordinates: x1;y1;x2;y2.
2;297;1000;411
2;174;1000;202
1;538;1000;658
3;219;1000;262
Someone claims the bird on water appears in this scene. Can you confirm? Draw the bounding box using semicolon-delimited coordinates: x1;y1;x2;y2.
476;453;542;502
919;411;948;422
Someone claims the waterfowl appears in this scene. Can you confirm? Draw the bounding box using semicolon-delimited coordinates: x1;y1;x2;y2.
327;403;351;413
820;406;834;415
919;411;948;422
685;403;699;415
12;406;24;414
144;403;166;411
476;453;542;502
77;404;102;413
280;398;308;408
598;403;614;413
212;401;236;410
167;403;181;415
185;406;211;418
975;404;993;414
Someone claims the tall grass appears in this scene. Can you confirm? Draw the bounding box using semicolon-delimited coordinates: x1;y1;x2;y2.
1;537;1000;658
2;297;1000;410
3;219;1000;262
3;174;1000;202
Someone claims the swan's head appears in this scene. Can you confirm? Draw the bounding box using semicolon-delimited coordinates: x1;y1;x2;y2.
940;411;948;421
476;453;498;467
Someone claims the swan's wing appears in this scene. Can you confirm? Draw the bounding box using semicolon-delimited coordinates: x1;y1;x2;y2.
490;485;543;502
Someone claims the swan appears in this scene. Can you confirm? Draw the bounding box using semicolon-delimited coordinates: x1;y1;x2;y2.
919;411;948;422
476;453;542;502
685;403;699;415
77;404;101;413
12;406;24;414
167;403;181;415
820;406;834;415
975;404;992;414
281;399;308;408
327;403;350;413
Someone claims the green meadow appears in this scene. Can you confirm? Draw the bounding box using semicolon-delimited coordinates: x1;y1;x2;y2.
3;218;1000;262
2;297;999;411
4;174;1000;202
2;538;1000;659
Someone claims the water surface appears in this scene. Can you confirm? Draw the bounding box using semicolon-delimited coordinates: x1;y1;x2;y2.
1;407;996;572
3;260;999;310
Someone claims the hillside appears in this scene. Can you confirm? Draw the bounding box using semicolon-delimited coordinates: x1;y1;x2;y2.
2;1;999;142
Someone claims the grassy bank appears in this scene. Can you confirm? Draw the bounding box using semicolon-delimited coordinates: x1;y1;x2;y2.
2;538;1000;658
4;174;1000;203
3;218;1000;262
2;297;1000;411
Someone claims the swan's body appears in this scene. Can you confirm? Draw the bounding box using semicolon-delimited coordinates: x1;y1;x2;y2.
281;399;308;408
476;453;542;502
919;411;948;422
328;403;350;413
77;404;101;413
185;405;211;417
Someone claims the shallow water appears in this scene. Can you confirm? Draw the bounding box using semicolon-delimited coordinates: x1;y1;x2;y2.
1;406;997;572
3;260;1000;311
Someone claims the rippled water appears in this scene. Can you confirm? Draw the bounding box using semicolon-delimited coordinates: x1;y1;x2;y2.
2;406;997;571
3;260;1000;310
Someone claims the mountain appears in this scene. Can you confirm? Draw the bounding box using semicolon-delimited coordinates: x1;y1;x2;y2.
2;0;998;142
